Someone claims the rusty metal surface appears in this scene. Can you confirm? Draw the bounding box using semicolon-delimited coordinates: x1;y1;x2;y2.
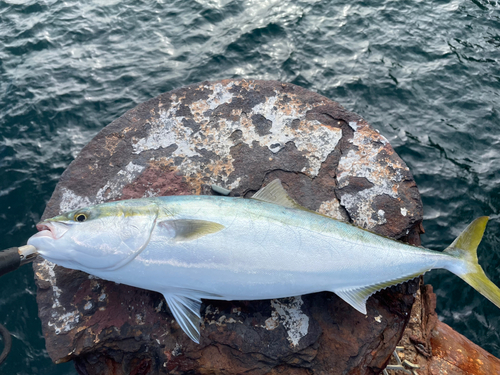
33;79;424;374
377;277;500;375
385;283;437;374
428;320;500;375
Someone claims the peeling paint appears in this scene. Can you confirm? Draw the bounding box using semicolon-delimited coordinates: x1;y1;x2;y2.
337;122;410;229
48;311;80;334
203;305;242;327
60;188;92;212
205;312;240;327
219;315;237;324
349;121;359;131
268;297;309;347
171;343;182;357
377;209;387;225
197;82;235;111
39;259;80;334
401;208;408;217
205;305;219;315
231;307;241;315
317;198;346;221
40;261;63;308
96;162;145;203
136;313;145;325
132;81;341;191
339;186;391;228
155;300;164;313
250;95;342;176
264;315;279;330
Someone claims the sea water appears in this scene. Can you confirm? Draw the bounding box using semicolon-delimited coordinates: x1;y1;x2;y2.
1;0;499;373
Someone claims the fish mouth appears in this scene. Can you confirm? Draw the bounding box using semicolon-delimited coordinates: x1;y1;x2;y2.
33;221;69;240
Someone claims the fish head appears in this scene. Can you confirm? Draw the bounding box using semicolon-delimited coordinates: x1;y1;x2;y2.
28;200;158;271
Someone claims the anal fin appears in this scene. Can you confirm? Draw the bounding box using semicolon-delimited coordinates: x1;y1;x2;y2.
334;271;426;315
163;293;202;343
334;288;370;315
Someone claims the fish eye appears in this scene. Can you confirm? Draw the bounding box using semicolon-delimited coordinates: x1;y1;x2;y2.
74;213;87;222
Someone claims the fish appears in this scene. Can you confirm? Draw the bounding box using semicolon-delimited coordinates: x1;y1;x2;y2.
27;179;500;343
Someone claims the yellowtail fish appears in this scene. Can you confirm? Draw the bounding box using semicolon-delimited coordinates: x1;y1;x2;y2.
27;179;500;343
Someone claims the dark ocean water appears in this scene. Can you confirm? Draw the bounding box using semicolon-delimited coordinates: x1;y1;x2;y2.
0;0;499;373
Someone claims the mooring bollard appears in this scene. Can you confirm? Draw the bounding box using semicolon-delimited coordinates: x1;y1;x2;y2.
34;79;426;374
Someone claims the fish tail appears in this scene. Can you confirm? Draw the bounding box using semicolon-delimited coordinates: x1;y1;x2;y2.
444;216;500;309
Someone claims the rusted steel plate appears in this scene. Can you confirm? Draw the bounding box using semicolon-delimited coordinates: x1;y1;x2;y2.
33;79;423;374
428;320;500;374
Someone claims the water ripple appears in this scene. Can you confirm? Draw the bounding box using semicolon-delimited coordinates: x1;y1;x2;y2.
1;0;499;372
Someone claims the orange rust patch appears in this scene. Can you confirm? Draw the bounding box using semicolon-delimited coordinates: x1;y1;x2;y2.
237;78;254;90
190;98;211;123
103;133;123;156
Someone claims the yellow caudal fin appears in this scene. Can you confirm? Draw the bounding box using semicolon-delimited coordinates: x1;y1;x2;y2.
444;216;500;309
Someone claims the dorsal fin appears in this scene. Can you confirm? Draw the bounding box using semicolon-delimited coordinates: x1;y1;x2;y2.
251;179;308;211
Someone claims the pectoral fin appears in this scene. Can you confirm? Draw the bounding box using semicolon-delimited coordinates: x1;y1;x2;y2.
334;271;425;314
163;293;202;343
158;219;225;242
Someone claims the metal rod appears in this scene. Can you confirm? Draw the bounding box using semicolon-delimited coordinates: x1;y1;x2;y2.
0;245;37;278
